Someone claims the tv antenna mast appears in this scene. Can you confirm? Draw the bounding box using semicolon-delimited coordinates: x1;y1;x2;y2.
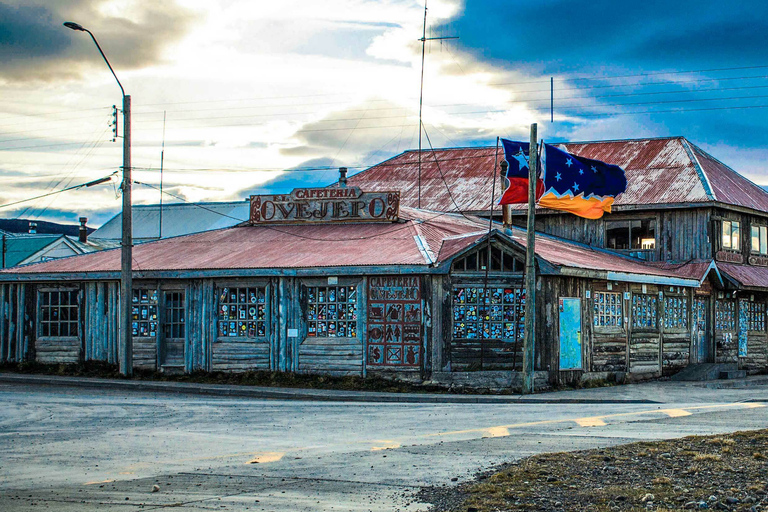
417;0;457;208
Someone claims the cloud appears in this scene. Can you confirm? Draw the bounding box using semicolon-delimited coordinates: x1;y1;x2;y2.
0;0;199;82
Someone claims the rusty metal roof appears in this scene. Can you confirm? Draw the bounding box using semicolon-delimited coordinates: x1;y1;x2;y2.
717;262;768;289
348;137;767;214
0;210;700;286
0;208;488;274
647;259;720;284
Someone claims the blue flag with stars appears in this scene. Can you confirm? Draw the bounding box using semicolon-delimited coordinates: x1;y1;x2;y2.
539;143;627;219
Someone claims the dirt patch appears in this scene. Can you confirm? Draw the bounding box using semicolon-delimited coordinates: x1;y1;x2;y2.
419;429;768;511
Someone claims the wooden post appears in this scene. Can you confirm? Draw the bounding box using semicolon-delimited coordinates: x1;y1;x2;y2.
522;123;537;394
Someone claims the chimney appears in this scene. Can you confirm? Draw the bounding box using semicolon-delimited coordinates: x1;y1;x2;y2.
79;217;88;243
28;221;37;234
338;167;348;188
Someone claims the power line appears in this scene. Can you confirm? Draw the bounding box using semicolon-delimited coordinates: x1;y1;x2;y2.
0;173;116;210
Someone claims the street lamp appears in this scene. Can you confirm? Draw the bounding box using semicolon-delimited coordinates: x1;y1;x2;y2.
65;21;133;376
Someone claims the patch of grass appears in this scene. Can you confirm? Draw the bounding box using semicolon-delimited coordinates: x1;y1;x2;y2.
434;429;768;512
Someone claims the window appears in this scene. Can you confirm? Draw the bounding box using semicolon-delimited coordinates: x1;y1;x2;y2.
751;225;768;255
715;299;736;331
217;286;267;338
132;288;158;338
605;219;656;250
306;285;358;337
632;294;658;329
164;291;185;339
452;244;520;272
747;300;766;332
663;296;688;330
39;289;79;337
722;220;741;251
367;277;422;366
452;286;525;340
593;291;623;328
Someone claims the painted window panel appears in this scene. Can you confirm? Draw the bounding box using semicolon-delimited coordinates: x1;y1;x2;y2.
663;295;688;330
367;277;421;367
747;300;766;332
715;299;736;332
452;285;525;341
632;294;658;329
593;291;622;328
132;288;158;338
306;285;357;338
217;286;267;339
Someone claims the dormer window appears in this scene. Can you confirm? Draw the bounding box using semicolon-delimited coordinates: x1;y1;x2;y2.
722;220;740;251
751;224;767;255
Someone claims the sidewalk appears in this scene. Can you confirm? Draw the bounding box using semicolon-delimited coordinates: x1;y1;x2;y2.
2;371;768;404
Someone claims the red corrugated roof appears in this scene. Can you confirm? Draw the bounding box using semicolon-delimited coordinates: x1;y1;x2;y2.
717;262;768;289
647;259;717;283
0;208;488;274
348;137;767;214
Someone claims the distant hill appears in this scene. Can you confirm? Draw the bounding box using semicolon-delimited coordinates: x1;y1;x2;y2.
0;219;94;236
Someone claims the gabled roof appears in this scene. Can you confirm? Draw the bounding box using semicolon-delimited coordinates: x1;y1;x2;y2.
717;262;768;290
3;234;66;268
91;201;250;242
347;137;768;215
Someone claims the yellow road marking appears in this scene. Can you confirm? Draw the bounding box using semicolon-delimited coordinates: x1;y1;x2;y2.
428;402;765;438
247;452;284;464
664;408;692;418
84;479;115;485
371;441;401;451
483;427;511;437
575;417;607;427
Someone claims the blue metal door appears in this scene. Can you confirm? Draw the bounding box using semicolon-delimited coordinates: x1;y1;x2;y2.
559;298;582;370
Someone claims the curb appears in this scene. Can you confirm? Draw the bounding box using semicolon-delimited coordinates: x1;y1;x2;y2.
0;373;660;404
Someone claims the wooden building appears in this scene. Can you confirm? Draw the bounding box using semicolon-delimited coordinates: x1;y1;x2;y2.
1;136;767;388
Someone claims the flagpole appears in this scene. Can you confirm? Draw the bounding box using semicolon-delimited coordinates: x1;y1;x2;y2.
522;123;537;395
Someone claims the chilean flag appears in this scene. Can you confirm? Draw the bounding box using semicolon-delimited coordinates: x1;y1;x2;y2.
498;139;544;205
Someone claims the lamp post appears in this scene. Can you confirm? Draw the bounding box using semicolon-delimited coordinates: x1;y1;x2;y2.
64;21;133;376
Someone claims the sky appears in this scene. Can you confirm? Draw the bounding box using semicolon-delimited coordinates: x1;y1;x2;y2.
0;0;766;227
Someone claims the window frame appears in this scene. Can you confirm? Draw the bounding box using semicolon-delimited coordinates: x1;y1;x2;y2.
37;287;81;339
604;217;658;252
751;223;768;256
662;292;689;332
631;292;659;332
721;220;741;252
746;298;766;333
132;287;159;339
451;241;524;274
450;281;526;343
215;282;271;342
715;298;737;332
302;278;362;340
592;290;624;334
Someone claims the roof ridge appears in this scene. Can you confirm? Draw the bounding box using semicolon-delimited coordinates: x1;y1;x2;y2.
680;138;716;201
687;140;768;197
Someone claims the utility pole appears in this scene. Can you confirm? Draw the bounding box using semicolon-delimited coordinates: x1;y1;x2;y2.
522;123;537;394
65;21;132;376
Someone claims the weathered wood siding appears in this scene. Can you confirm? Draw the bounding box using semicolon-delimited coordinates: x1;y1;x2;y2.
133;339;156;370
0;283;28;363
535;208;711;263
35;336;80;363
540;276;585;382
83;281;119;364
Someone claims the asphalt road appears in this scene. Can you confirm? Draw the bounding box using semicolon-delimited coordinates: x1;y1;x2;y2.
1;380;767;511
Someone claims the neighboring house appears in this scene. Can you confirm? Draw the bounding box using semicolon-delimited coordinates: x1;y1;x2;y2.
1;233;118;269
90;201;250;243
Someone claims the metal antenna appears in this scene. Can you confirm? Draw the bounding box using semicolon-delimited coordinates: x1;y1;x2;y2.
159;111;166;239
417;1;457;209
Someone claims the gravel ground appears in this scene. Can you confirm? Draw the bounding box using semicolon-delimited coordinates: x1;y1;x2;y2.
417;429;768;512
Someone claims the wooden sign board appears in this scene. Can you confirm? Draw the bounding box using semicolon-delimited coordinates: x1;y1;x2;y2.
249;187;400;224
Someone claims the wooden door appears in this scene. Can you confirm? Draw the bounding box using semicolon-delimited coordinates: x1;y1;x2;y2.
160;290;186;368
559;298;582;370
693;297;710;363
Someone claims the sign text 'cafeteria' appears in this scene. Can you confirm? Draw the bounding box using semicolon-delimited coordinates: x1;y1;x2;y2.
249;187;400;224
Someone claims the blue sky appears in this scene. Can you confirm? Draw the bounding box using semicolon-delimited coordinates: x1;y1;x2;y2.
0;0;765;226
